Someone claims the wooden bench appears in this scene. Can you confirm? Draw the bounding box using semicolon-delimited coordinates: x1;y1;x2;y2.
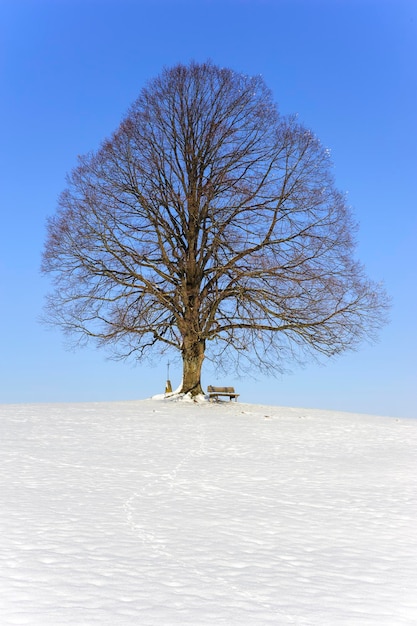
207;385;239;401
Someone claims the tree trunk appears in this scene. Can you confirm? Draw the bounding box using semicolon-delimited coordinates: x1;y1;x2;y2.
181;338;205;396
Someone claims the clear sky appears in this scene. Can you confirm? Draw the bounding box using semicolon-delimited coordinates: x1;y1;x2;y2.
1;0;416;417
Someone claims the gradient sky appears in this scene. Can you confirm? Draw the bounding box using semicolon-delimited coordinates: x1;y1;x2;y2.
1;0;416;417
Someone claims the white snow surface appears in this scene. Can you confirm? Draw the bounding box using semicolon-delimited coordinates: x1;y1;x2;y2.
1;396;416;625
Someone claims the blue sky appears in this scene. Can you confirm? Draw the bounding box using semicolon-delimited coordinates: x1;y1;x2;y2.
1;0;416;417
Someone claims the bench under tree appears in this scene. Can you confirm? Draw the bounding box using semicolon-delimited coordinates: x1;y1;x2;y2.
207;385;239;401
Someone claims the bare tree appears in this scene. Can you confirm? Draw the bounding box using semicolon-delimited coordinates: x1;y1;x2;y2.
42;61;389;397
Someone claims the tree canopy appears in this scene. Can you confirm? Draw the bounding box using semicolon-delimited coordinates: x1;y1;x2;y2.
42;61;389;396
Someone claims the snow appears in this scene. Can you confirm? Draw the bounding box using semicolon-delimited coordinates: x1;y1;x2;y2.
1;397;416;625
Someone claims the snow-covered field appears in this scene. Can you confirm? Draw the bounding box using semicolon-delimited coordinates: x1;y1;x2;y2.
1;397;416;625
